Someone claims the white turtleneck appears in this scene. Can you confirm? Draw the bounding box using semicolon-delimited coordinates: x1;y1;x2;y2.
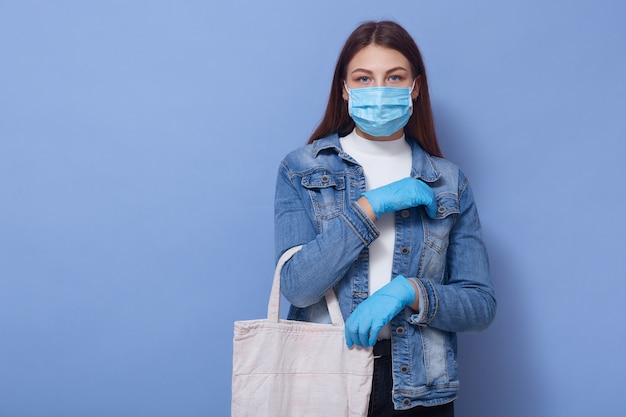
340;129;412;338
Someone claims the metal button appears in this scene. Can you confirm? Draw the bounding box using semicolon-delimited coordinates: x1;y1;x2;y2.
401;247;410;255
401;210;410;218
396;327;405;334
400;365;409;373
402;398;411;406
437;205;446;214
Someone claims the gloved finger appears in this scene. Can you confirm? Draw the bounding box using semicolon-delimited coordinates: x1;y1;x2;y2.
425;198;438;219
345;332;354;348
345;318;358;348
356;327;370;347
357;317;373;347
346;313;372;347
368;323;384;347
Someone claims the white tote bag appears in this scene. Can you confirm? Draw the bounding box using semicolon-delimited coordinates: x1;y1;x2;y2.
232;246;373;417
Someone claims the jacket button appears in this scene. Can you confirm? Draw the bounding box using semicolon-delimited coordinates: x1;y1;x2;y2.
400;365;409;373
402;398;411;406
401;247;410;255
437;205;446;214
401;210;410;218
396;327;405;334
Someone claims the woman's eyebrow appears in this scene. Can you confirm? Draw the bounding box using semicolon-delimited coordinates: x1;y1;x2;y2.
350;66;409;75
350;68;374;75
385;66;409;74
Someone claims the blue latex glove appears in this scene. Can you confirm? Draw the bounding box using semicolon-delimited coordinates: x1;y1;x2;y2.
362;177;438;219
345;275;416;348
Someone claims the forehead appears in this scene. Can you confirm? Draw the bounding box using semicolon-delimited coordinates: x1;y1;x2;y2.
347;44;411;73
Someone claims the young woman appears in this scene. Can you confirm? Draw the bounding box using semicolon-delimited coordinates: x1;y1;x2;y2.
274;20;496;417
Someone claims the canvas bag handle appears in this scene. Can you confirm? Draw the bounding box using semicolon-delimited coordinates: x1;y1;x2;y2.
268;245;344;325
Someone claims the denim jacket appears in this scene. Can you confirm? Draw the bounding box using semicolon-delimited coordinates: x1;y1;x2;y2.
274;134;496;409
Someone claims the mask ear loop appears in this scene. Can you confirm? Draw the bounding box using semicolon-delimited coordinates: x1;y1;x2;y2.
408;80;417;113
410;79;419;103
343;81;351;103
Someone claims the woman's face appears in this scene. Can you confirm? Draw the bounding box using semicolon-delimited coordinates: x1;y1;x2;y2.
342;44;420;140
342;44;419;95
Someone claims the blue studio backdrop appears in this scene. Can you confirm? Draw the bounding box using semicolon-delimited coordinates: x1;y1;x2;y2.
1;1;625;416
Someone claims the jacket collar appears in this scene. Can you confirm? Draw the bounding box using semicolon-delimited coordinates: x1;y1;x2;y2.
311;134;343;157
312;134;441;183
406;139;441;183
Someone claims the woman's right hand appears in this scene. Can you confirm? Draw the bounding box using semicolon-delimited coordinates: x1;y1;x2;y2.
361;177;438;219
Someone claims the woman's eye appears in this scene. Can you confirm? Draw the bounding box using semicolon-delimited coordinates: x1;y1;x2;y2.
388;75;401;82
357;76;371;83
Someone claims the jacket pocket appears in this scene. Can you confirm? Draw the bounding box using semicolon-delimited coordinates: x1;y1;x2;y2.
301;170;346;222
418;193;459;283
419;326;458;386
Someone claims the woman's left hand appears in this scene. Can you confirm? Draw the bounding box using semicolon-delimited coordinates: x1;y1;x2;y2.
345;275;416;347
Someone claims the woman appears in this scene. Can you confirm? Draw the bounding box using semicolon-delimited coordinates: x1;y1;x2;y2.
274;20;496;417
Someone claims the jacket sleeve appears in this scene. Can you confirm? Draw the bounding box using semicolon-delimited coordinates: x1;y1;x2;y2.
409;175;497;333
274;161;379;308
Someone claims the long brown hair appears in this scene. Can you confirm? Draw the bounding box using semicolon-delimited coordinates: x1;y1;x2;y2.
308;21;442;158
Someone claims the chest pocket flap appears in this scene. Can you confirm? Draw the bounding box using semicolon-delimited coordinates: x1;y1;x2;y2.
433;193;460;220
301;170;346;221
301;170;345;190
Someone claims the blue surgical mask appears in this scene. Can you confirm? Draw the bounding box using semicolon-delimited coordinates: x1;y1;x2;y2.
345;82;415;137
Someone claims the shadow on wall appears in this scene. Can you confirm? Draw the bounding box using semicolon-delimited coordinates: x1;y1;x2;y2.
433;103;548;417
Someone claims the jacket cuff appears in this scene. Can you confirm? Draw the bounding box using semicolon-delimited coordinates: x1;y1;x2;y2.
345;200;379;246
408;278;438;325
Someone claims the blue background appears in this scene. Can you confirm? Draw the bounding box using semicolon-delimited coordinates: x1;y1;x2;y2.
1;1;625;416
